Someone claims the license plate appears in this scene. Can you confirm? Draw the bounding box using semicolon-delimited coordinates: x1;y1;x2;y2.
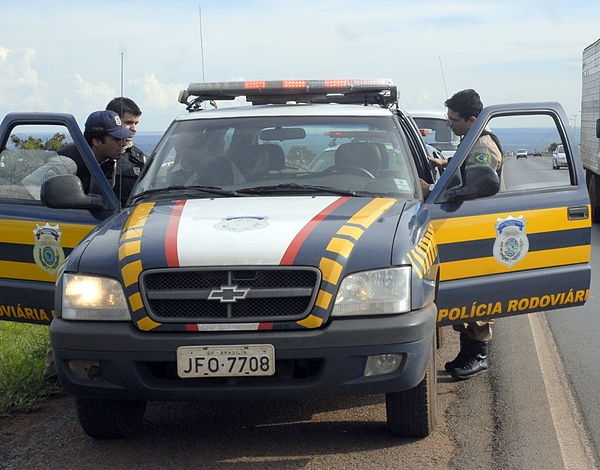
177;344;275;378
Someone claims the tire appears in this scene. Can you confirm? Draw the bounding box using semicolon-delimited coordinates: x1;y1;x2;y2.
76;398;147;439
385;335;438;438
436;326;444;349
588;172;600;224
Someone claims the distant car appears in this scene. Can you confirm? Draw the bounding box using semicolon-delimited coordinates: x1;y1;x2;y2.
516;149;528;159
552;144;567;169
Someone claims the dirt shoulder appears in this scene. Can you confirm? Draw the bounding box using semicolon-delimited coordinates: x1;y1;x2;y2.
0;395;73;447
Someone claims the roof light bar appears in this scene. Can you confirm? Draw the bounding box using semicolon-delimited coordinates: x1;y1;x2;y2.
178;79;397;110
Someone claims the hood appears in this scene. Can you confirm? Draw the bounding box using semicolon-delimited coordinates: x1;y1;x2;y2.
118;196;403;271
80;195;407;332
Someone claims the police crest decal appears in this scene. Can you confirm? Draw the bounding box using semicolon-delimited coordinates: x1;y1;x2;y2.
33;223;65;274
493;215;529;267
214;216;269;232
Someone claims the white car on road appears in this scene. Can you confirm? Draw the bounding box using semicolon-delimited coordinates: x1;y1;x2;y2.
553;144;567;169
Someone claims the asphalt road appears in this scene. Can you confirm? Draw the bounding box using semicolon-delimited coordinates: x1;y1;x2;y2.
546;223;600;461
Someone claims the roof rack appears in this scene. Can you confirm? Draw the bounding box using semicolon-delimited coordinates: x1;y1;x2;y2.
178;79;397;111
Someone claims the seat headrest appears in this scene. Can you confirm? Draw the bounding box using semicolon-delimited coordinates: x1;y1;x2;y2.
334;142;382;174
239;144;285;177
260;143;285;171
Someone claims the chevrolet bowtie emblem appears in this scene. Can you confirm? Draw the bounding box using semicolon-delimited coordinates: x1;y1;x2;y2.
207;285;250;303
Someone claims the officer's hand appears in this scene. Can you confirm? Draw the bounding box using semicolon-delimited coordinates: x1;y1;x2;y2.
428;156;447;170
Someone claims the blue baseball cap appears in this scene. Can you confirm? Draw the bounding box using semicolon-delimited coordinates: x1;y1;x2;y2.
84;110;134;139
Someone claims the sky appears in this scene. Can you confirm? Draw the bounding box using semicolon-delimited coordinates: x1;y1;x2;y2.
0;0;598;132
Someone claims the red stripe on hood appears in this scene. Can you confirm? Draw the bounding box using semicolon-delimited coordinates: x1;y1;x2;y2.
165;200;186;267
279;196;349;265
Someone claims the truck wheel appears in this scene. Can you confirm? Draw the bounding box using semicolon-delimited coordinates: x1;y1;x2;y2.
76;398;147;439
436;326;444;349
589;172;600;224
385;336;437;438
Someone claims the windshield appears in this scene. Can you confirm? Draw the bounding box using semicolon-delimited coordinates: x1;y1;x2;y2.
133;114;419;199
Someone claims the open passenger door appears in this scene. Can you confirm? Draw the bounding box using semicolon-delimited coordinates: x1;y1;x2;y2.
425;103;591;325
0;113;119;325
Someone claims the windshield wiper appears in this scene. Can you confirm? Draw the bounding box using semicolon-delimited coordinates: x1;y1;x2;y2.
130;185;244;203
238;183;362;197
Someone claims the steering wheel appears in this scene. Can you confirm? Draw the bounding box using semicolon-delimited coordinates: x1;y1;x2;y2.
321;165;375;179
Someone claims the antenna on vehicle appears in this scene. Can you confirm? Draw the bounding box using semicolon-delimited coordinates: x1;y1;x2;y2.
438;56;448;98
199;3;206;82
120;51;125;97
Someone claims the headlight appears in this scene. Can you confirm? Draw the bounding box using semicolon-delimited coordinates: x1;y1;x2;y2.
331;267;411;317
61;273;130;321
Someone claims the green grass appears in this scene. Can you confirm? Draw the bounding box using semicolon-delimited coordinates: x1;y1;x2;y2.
0;322;60;416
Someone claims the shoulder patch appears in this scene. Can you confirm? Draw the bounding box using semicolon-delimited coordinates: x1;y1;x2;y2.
471;153;491;165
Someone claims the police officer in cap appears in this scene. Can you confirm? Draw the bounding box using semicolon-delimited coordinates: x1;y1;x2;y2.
58;109;134;197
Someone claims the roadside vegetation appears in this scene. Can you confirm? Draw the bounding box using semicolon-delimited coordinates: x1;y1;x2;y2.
0;322;60;416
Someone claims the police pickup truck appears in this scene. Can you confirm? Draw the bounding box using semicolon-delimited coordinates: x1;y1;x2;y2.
0;79;590;439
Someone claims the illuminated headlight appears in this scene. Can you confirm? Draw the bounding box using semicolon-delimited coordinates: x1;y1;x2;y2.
331;267;411;317
61;273;130;321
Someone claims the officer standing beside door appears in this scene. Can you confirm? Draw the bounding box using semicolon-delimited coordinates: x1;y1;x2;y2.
428;89;503;380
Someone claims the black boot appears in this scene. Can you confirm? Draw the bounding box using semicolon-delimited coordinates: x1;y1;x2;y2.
450;341;488;380
444;333;472;372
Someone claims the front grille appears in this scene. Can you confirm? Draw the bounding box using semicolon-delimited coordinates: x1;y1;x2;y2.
140;267;320;323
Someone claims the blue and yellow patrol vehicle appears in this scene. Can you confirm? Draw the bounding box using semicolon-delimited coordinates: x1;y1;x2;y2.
0;79;590;439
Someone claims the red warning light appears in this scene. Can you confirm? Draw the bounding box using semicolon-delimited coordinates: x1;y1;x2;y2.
244;81;266;89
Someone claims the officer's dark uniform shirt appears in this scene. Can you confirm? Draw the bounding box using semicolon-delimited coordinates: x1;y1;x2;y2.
114;145;147;206
57;143;147;206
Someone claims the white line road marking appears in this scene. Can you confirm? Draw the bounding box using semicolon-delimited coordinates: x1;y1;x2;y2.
529;313;597;470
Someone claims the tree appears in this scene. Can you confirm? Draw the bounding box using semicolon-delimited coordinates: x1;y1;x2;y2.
10;133;67;151
0;133;69;188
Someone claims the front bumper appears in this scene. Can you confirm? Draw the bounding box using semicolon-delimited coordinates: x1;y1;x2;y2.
50;304;436;401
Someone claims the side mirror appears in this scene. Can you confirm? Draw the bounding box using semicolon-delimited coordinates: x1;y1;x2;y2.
40;174;106;210
448;165;500;202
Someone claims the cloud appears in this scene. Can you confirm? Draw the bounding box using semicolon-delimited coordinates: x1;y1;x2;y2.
135;74;184;110
127;74;189;130
0;1;598;130
73;74;116;103
0;46;49;111
54;73;186;131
